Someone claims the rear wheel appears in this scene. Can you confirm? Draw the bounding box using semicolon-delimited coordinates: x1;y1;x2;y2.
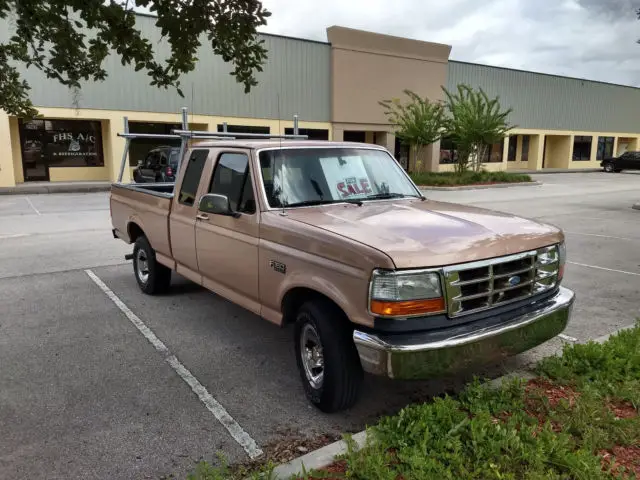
133;236;171;294
294;299;363;412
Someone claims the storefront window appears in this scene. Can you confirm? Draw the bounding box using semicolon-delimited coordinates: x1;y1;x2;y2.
217;124;270;135
439;137;458;164
128;122;181;166
19;119;104;181
482;140;504;163
572;136;592;161
394;137;410;170
284;128;329;140
596;136;614;160
521;135;530;163
507;136;517;161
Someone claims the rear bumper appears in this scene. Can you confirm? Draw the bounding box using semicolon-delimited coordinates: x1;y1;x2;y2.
353;286;575;379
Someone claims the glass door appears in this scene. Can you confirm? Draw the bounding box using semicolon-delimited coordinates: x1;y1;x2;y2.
19;119;49;181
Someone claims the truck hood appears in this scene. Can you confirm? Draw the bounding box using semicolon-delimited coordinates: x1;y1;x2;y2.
285;199;563;268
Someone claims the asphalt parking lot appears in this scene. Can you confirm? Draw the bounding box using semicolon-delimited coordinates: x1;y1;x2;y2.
1;172;639;479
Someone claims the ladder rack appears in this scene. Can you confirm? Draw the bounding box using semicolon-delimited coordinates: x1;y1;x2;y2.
116;107;308;182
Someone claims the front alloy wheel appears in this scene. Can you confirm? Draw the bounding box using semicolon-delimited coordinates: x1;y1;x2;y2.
604;163;614;172
294;299;363;412
300;323;324;389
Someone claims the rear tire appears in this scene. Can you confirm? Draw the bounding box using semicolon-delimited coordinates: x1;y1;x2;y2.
294;299;363;412
133;236;171;295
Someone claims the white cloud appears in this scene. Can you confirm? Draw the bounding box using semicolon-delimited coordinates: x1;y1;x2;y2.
260;0;640;86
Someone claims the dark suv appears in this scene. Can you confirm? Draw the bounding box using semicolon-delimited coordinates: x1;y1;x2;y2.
133;146;180;183
601;151;640;173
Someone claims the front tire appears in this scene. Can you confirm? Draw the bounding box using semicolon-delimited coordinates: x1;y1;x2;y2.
133;236;171;295
603;163;614;173
294;299;363;412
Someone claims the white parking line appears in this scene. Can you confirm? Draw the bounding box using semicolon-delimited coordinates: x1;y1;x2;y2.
0;233;29;240
85;269;263;459
565;231;638;241
25;197;41;216
568;261;640;277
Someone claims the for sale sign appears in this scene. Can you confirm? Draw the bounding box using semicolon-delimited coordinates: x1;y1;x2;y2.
319;155;373;200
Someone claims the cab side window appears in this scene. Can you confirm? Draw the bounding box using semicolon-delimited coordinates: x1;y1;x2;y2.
178;149;209;206
209;153;255;214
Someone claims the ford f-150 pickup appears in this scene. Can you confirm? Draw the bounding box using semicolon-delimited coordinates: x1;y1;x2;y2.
111;140;575;412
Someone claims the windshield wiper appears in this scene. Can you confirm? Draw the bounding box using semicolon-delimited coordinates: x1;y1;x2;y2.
283;198;364;208
283;200;338;208
364;192;408;200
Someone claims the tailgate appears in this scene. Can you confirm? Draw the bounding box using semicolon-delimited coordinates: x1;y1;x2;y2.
110;184;173;257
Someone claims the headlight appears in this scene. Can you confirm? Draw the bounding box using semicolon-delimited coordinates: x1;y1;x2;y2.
369;270;445;317
535;242;565;292
558;241;566;282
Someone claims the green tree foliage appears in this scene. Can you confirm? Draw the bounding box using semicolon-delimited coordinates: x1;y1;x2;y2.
443;84;513;172
0;0;271;117
379;90;445;172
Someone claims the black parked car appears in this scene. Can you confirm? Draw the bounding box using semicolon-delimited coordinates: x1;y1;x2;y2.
133;146;180;183
601;151;640;173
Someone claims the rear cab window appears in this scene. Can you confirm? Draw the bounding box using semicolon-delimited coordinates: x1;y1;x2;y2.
178;149;209;206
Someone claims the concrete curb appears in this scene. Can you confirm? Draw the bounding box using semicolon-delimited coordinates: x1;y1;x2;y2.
511;168;601;174
0;182;111;195
270;322;639;478
594;323;637;344
419;181;541;191
272;431;368;479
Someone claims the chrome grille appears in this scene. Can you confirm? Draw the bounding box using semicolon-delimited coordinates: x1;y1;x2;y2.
444;246;560;317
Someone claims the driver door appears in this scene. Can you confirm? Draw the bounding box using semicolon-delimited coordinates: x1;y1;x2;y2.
195;150;260;314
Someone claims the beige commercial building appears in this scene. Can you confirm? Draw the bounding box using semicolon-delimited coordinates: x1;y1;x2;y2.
1;16;639;188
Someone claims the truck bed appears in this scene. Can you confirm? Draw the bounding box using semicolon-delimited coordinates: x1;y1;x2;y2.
114;182;175;197
110;183;173;258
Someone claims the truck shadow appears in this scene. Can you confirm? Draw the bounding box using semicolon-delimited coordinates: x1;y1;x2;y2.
98;266;539;448
162;274;530;433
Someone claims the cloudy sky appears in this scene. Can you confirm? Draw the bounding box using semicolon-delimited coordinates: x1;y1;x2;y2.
260;0;640;86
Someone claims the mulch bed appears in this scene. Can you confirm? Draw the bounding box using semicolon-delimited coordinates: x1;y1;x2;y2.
303;378;637;479
600;445;640;477
525;377;581;408
608;400;638;420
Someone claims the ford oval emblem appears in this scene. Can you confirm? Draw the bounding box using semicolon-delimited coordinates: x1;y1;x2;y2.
508;275;521;286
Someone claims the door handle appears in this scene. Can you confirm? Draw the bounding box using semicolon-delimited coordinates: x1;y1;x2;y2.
196;213;209;221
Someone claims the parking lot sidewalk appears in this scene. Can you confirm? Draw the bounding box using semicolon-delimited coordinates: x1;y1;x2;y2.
0;181;111;195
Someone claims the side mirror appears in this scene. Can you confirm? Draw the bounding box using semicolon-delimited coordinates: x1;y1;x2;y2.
137;160;144;167
198;194;240;218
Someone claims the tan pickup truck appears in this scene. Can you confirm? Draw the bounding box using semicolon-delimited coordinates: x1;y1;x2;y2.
111;140;575;412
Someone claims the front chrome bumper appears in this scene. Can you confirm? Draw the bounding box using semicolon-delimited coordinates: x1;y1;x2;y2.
353;286;575;380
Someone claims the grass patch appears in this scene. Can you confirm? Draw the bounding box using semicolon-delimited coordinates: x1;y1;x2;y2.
332;324;640;479
410;170;533;186
187;325;640;479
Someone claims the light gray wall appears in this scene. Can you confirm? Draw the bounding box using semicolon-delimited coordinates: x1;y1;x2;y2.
5;14;331;121
447;61;640;133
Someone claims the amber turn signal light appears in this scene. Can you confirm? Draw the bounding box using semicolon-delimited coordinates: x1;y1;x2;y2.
370;297;446;317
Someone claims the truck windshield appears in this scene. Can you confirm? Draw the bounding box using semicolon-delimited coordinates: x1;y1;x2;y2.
259;148;421;208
